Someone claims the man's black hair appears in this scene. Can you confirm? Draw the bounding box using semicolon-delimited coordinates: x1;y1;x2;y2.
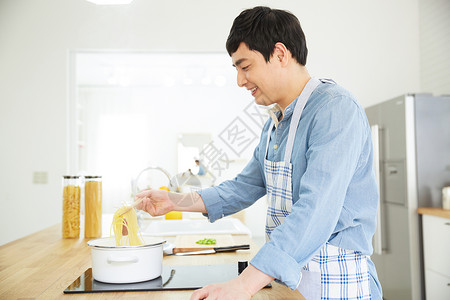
226;6;308;66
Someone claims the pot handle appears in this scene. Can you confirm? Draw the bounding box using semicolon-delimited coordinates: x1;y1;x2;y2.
107;254;139;264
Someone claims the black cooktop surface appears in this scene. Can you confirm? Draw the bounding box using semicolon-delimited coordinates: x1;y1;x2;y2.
64;264;269;293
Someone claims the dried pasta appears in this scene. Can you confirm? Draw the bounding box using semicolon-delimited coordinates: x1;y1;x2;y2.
111;206;143;246
85;180;102;238
62;185;80;238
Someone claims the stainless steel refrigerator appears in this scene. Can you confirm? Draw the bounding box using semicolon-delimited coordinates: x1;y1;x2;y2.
365;94;450;300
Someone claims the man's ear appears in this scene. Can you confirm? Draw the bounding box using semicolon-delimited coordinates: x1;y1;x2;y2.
272;42;289;66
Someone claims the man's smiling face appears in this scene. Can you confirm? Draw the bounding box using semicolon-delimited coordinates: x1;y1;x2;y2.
231;42;283;107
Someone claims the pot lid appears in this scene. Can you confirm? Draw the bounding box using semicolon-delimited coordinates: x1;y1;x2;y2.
87;236;166;249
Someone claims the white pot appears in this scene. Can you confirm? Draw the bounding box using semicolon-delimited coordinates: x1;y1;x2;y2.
87;236;166;284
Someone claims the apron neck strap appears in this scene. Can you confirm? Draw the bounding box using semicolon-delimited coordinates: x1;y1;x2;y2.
284;78;321;163
265;77;321;163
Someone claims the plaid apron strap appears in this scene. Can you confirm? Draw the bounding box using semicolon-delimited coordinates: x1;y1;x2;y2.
264;78;321;240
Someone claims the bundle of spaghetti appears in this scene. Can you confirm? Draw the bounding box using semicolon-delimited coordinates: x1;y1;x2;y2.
62;185;80;238
111;205;143;246
85;180;102;238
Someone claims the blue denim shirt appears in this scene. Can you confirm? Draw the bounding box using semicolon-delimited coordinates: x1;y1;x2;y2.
198;82;382;298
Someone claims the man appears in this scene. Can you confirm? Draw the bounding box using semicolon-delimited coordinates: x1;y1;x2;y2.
137;6;382;300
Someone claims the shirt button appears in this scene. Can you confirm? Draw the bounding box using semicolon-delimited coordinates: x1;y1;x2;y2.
274;144;278;150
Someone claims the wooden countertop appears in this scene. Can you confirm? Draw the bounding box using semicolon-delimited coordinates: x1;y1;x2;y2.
417;207;450;219
0;224;304;299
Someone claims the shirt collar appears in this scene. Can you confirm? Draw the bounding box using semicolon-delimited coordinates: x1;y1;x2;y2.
267;98;298;128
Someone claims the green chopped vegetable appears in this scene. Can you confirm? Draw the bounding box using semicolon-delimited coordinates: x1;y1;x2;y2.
195;238;216;245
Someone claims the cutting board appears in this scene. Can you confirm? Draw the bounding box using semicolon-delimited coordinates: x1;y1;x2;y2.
175;234;235;248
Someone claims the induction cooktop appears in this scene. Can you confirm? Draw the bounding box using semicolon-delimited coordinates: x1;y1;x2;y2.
64;264;271;293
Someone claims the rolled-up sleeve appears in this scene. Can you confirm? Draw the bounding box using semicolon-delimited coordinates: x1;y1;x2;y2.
250;96;368;289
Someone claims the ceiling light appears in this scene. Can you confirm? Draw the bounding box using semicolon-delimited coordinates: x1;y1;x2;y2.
86;0;134;5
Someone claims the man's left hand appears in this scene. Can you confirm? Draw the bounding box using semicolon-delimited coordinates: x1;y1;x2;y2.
190;277;252;300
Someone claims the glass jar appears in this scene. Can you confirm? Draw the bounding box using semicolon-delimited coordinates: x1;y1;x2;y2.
62;176;81;238
443;186;450;210
85;176;102;238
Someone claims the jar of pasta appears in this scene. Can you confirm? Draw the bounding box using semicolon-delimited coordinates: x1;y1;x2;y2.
62;175;81;238
85;176;102;238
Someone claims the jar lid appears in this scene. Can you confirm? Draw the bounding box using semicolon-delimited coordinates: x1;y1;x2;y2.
85;175;102;179
63;175;80;179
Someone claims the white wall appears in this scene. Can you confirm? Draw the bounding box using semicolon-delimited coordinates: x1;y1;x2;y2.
0;0;431;245
419;0;450;94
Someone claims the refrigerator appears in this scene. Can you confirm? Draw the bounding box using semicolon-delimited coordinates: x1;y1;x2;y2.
365;94;450;300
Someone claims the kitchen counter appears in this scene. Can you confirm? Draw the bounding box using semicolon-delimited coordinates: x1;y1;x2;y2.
417;208;450;299
0;224;304;299
417;207;450;219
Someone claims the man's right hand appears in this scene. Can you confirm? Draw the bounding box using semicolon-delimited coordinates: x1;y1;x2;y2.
135;189;175;217
135;189;208;215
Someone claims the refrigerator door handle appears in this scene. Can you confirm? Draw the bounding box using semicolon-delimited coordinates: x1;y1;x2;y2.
371;124;383;255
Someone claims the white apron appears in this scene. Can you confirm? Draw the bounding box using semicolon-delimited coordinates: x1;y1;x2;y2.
264;78;371;300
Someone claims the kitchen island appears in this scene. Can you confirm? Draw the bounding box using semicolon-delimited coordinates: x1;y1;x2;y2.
0;224;305;299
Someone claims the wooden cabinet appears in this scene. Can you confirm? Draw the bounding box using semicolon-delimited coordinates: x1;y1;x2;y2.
422;214;450;299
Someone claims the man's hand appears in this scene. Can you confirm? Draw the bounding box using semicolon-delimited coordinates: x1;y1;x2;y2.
135;189;175;216
190;277;252;300
190;264;273;300
135;190;207;215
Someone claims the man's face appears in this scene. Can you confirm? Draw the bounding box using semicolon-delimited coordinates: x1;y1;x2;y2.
231;43;281;106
